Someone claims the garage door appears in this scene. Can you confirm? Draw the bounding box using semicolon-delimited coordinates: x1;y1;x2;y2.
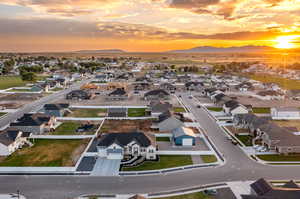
182;138;193;146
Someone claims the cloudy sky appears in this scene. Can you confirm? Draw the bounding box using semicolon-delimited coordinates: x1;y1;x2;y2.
0;0;300;52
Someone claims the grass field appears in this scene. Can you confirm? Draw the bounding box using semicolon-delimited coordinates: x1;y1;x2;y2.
0;139;89;166
250;74;300;90
201;155;218;163
0;76;28;90
257;155;300;162
69;109;107;117
207;107;223;112
127;108;146;117
156;137;170;142
236;135;253;146
156;192;213;199
252;107;270;114
173;107;186;113
0;113;7;117
122;155;192;171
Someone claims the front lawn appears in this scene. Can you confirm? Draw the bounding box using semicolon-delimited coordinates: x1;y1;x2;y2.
236;135;253;146
0;76;28;90
252;107;270;114
156;192;213;199
122;155;192;171
257;154;300;162
207;107;223;112
127;108;146;117
69;108;107;117
0;139;89;166
9;89;32;92
0;113;7;117
173;107;186;113
156;137;170;142
51;122;97;135
201;155;218;163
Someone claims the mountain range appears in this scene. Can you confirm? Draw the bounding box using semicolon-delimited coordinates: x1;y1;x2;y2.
166;45;277;53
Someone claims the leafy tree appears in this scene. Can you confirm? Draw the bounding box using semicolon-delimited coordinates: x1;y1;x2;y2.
21;72;36;81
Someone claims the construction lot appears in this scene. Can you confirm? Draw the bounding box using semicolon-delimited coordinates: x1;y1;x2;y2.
0;93;46;109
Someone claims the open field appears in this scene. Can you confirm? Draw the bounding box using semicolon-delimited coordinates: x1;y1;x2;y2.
122;155;192;171
250;74;300;90
173;107;186;113
127;108;146;117
200;155;218;163
257;154;300;162
0;76;28;90
0;139;89;166
69;108;107;117
51;122;97;135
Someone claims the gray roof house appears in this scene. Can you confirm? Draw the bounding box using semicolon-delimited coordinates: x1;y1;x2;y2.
158;117;184;133
43;103;69;117
106;88;128;101
144;89;169;101
148;101;172;116
66;90;93;100
241;178;300;199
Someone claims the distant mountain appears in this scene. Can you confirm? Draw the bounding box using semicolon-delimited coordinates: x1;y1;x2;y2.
75;49;126;53
167;45;277;53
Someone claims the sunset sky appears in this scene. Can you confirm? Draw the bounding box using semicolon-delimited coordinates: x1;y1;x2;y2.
0;0;300;52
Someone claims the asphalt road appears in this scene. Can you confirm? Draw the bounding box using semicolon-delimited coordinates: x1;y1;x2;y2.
0;79;91;129
1;93;300;199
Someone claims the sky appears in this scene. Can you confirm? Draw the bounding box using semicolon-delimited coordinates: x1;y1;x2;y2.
0;0;300;52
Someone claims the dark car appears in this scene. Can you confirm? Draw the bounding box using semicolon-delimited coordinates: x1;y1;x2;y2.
197;105;201;108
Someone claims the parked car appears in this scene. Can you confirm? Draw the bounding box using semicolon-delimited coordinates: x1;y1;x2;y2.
204;189;218;196
231;140;238;145
197;105;201;108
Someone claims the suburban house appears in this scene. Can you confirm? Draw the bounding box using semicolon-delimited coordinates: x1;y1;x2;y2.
66;90;93;100
241;178;300;199
271;107;300;119
185;82;204;91
97;132;156;160
233;113;300;154
107;108;128;117
144;89;169;101
43;103;70;117
157;117;184;133
148;101;172;116
106;88;128;101
223;100;249;116
235;82;254;92
172;127;196;146
10;113;57;134
0;128;31;156
134;83;151;91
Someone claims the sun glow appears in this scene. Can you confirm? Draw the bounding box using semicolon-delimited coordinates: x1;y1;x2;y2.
275;35;299;49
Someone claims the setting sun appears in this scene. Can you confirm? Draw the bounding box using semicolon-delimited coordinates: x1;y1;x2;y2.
275;35;299;49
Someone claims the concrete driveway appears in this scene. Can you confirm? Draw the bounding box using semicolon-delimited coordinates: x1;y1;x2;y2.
91;158;121;176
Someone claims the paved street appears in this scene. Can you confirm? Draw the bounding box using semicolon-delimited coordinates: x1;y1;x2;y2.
1;93;300;199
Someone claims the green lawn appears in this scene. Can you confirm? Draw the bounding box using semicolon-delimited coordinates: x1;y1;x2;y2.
173;107;186;113
51;87;64;91
250;74;300;90
51;122;96;135
0;76;28;90
236;135;253;146
0;113;7;117
201;155;218;163
257;155;300;162
69;108;107;117
122;155;192;171
156;137;170;142
127;108;146;117
9;89;32;92
0;139;88;166
207;107;223;112
252;107;270;114
156;192;213;199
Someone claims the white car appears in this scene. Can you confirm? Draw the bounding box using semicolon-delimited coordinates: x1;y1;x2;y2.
256;146;264;151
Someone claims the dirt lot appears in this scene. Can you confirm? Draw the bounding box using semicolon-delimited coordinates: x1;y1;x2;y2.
232;95;300;108
100;119;155;134
273;120;300;131
226;126;249;135
0;93;45;109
